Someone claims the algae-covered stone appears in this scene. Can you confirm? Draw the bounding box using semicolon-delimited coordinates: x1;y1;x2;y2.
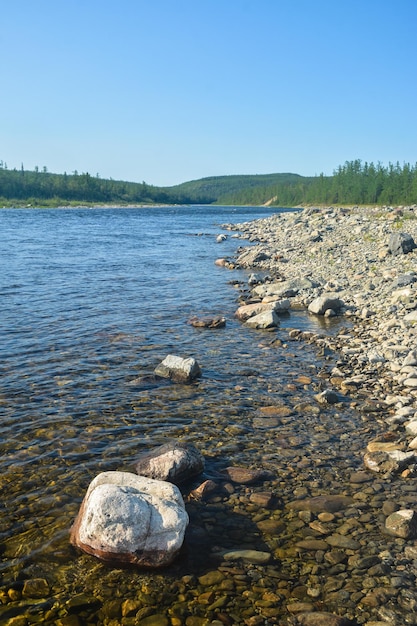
22;578;50;598
198;570;225;586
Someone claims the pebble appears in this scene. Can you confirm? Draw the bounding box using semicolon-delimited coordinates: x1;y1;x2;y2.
222;549;271;564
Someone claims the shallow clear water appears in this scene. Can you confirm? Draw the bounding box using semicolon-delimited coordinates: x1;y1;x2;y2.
0;206;385;624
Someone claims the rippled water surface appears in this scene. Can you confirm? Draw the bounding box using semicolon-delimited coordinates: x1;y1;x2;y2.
0;206;392;625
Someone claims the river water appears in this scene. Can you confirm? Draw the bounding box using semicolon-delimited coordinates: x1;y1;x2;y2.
0;206;402;625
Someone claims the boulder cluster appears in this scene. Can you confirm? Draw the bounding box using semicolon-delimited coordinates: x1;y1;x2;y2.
70;440;202;568
70;439;276;568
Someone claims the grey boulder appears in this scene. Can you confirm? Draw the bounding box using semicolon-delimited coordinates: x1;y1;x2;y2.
308;295;343;316
135;441;205;485
389;232;417;255
154;354;201;382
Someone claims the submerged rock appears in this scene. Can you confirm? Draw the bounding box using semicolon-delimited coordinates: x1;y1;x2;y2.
287;495;354;513
70;471;189;567
154;354;201;383
385;509;417;538
188;315;226;329
363;449;416;475
220;466;274;484
293;612;353;626
134;441;205;485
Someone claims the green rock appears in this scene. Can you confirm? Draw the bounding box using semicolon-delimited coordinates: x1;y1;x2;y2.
198;570;225;586
66;593;101;612
296;539;329;551
4;617;29;626
185;617;210;626
122;599;142;617
22;578;50;599
55;617;82;626
138;615;169;626
326;534;361;550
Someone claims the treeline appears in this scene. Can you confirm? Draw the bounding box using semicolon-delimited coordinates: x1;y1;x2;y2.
219;160;417;207
1;159;416;207
0;162;212;206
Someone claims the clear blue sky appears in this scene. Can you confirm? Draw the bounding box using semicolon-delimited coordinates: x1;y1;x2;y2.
2;0;417;186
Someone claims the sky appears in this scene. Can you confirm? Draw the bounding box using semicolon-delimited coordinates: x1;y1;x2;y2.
2;0;417;187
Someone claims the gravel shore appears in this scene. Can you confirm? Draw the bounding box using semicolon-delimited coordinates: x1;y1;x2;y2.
219;206;417;623
224;205;417;463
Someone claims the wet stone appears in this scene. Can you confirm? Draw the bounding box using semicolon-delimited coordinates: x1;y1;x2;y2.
296;539;329;551
21;578;50;599
349;471;372;484
139;616;169;626
249;491;278;508
222;549;271;564
287;495;354;513
198;570;225;586
220;467;274;484
55;617;82;626
122;599;142;617
66;593;102;613
326;534;361;550
385;509;417;538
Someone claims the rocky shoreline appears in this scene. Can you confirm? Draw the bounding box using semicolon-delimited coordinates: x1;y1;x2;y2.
222;205;417;472
216;205;417;624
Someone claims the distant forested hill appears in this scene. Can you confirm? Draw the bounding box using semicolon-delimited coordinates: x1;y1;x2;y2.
166;173;303;204
0;159;416;207
0;163;199;206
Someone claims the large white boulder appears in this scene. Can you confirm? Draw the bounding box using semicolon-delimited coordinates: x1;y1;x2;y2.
70;471;189;567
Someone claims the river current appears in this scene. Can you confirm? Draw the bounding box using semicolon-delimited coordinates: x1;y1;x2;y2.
0;206;388;625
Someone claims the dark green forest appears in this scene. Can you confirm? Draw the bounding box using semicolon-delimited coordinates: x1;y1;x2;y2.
0;162;209;206
0;159;416;207
217;160;417;207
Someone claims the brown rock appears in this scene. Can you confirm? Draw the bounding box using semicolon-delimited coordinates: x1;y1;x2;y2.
221;466;274;484
188;316;226;329
287;495;354;513
296;539;329;550
294;612;353;626
249;491;277;508
258;405;292;417
22;578;50;598
235;302;275;321
189;479;218;501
